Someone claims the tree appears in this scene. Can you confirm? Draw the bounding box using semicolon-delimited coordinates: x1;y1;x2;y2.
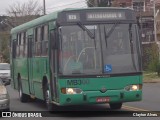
0;0;43;62
142;43;159;72
0;32;10;63
87;0;112;7
0;16;10;31
6;0;43;27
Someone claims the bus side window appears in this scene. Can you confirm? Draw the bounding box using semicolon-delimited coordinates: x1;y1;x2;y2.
41;25;48;56
50;29;56;77
12;40;17;58
37;27;41;56
16;33;21;58
35;27;42;56
19;33;24;57
23;32;27;57
34;28;38;56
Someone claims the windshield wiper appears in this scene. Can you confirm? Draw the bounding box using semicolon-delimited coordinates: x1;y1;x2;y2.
104;22;120;48
77;22;96;49
129;23;137;71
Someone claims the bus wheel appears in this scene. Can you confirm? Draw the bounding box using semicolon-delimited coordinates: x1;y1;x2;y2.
44;84;58;112
19;81;30;103
109;103;122;110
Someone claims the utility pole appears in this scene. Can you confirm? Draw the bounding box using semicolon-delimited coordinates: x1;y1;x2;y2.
153;0;159;44
43;0;46;15
139;3;143;33
151;0;160;59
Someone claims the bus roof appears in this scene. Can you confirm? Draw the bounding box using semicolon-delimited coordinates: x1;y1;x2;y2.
11;7;134;34
63;7;133;11
11;10;61;34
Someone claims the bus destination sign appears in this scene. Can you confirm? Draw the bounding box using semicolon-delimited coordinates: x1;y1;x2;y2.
64;11;127;23
86;12;126;21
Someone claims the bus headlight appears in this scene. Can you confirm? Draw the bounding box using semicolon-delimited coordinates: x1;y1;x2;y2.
61;88;82;94
67;88;75;94
124;84;142;91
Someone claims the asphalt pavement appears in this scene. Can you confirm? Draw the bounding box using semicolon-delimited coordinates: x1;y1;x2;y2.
1;83;160;119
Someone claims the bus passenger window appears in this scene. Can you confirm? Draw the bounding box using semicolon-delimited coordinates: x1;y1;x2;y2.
16;34;21;58
35;27;42;56
12;40;17;58
23;32;27;57
19;33;24;57
42;25;48;56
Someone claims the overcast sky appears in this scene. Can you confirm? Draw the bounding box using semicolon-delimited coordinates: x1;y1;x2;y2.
0;0;87;15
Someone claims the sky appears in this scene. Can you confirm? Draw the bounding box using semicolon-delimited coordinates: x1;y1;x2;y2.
0;0;87;15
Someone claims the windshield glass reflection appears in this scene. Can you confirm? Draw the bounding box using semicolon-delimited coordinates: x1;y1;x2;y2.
59;25;102;75
59;24;141;75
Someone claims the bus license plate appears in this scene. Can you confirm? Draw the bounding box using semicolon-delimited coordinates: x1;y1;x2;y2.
96;97;110;103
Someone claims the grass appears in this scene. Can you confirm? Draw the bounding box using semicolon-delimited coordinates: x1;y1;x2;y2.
143;72;160;83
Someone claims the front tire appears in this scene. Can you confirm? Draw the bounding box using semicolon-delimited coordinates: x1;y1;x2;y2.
44;84;58;112
109;103;122;110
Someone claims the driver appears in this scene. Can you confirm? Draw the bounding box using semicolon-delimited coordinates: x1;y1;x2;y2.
63;54;83;74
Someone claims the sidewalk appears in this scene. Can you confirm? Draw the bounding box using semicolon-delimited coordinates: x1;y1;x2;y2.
143;72;160;83
143;79;160;83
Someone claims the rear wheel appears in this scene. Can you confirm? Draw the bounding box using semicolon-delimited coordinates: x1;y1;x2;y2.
109;103;122;110
44;84;58;112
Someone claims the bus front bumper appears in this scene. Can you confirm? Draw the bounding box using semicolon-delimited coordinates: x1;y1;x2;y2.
58;90;142;106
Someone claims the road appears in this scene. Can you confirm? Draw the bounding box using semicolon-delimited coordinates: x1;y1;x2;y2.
124;83;160;111
1;83;160;119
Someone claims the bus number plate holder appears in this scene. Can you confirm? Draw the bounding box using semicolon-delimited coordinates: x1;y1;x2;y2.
96;97;110;103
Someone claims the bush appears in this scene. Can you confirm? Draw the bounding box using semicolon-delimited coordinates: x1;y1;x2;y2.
157;62;160;76
142;43;159;72
0;32;10;63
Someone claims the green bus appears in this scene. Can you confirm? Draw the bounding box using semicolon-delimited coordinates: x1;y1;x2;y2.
10;7;142;111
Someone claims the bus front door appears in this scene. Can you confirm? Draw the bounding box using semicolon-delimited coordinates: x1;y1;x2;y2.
27;35;34;95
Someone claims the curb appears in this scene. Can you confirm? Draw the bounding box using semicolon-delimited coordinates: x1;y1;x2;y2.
143;81;160;83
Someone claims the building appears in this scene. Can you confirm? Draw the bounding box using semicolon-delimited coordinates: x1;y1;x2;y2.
88;0;160;69
112;0;160;43
112;0;153;43
112;0;132;7
155;1;160;42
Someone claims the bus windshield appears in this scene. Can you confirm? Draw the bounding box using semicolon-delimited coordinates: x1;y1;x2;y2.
59;23;141;75
101;24;141;74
